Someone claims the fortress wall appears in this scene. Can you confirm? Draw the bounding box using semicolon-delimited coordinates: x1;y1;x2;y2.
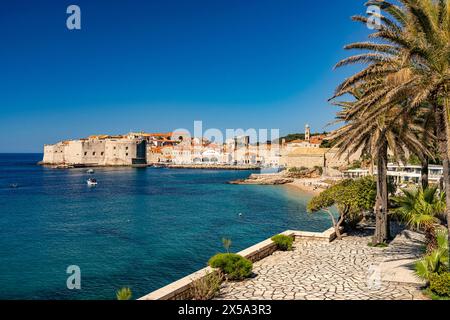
104;139;138;165
43;144;66;164
41;138;146;166
82;140;106;165
284;154;326;169
64;141;84;164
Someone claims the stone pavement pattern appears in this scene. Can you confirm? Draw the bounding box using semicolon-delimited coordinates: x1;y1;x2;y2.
217;231;427;300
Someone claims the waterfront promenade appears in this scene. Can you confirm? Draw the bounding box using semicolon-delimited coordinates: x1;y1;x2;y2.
216;230;427;300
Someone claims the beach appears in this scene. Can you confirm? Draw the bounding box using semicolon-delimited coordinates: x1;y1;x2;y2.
286;178;328;195
230;172;330;196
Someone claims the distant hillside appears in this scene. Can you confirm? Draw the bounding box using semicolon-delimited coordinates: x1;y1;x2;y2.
276;132;328;143
278;133;306;143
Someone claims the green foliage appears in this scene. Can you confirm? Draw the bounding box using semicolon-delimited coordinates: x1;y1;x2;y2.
277;132;328;144
347;160;362;170
208;254;253;281
391;187;446;231
288;167;308;173
222;238;232;253
116;287;132;300
271;234;294;251
308;177;376;223
415;229;449;281
191;271;224;300
320;139;335;149
429;273;450;297
279;133;305;143
313;166;324;175
423;288;450;300
408;155;422;166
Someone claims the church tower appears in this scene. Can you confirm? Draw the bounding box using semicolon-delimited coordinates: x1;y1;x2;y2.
305;124;311;142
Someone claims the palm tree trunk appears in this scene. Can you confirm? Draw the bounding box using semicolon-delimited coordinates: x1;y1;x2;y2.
435;101;450;268
374;140;389;244
421;156;429;190
443;98;450;268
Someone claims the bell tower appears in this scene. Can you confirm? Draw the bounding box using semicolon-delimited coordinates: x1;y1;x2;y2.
305;124;311;142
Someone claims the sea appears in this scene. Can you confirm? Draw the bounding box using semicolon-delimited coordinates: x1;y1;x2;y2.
0;153;333;300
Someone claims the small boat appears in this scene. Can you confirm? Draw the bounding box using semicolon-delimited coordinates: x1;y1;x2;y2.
87;178;98;186
9;183;19;188
86;169;95;174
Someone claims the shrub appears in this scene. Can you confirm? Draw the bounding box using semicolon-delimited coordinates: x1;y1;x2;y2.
313;166;324;175
271;234;294;251
191;271;224;300
288;167;308;173
116;287;132;300
429;273;450;297
415;229;448;281
208;254;253;280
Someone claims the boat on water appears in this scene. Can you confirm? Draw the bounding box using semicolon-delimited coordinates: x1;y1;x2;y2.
9;183;19;188
86;169;95;174
87;178;98;186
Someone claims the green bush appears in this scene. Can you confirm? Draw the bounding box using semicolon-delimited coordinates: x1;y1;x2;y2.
288;167;308;173
429;273;450;297
271;234;294;251
208;254;253;280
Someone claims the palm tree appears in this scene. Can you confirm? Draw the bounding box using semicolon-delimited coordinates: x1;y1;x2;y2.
331;89;430;244
414;105;437;189
415;228;449;281
332;0;450;251
392;186;446;251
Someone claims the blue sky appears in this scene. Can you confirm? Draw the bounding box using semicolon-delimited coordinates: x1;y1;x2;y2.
0;0;370;152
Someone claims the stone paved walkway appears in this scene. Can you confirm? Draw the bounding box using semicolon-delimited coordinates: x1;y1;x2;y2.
217;230;427;300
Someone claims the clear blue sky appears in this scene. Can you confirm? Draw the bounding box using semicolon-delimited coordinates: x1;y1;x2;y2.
0;0;370;152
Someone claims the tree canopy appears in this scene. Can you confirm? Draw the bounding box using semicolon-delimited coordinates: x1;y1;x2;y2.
308;177;376;215
307;177;377;239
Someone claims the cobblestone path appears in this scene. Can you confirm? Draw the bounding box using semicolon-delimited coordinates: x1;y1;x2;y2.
217;231;427;300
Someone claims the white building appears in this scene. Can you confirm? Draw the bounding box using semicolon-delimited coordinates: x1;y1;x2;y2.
343;164;444;185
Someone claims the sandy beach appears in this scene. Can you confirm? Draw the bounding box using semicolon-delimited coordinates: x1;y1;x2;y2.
286;178;327;195
229;172;331;196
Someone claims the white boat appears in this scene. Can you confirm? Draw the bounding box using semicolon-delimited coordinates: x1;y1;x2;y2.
86;169;95;174
87;178;98;186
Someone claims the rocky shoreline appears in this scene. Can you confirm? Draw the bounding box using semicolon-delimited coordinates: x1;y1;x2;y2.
229;174;294;185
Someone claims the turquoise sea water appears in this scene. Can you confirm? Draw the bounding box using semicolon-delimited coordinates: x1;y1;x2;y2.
0;154;332;300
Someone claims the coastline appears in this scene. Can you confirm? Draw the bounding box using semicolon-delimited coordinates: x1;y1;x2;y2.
37;162;261;171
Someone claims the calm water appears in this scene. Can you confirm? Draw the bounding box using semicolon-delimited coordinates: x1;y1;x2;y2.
0;153;332;300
